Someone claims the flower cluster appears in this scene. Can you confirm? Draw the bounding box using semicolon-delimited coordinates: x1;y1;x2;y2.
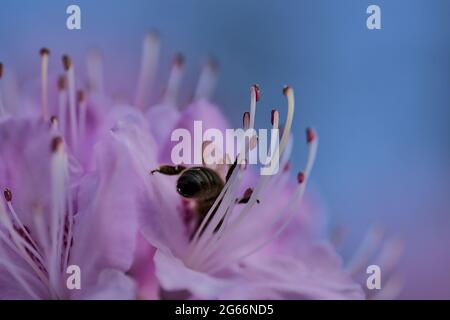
0;33;393;300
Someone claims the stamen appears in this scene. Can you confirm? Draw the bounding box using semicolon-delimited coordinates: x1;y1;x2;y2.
163;53;185;107
135;31;160;110
49;136;69;297
57;75;67;136
194;58;218;102
77;90;86;142
0;199;49;288
0;255;41;299
205;129;318;273
40;48;50;120
249;84;259;129
50;116;59;134
62;55;78;147
208;102;285;250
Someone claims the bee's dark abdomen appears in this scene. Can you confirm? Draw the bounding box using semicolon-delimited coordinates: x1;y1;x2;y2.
176;167;224;200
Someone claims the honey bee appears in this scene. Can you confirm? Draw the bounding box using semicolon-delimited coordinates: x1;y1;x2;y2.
151;141;257;236
151;165;228;233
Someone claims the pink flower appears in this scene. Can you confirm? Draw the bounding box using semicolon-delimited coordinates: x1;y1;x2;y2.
129;55;364;298
0;49;149;299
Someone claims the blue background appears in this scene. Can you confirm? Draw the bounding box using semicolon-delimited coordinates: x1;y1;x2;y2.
0;0;449;298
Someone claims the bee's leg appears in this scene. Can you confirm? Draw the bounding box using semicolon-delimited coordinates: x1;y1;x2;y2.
150;165;186;176
225;158;238;182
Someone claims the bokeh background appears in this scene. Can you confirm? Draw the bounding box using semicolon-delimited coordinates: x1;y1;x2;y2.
0;0;449;298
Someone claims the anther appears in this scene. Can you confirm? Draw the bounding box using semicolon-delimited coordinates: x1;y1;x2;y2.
271;109;279;126
3;188;12;202
50;115;58;125
306;128;315;144
40;48;50;56
50;136;63;153
174;53;185;67
252;84;260;102
62;55;72;71
297;171;305;184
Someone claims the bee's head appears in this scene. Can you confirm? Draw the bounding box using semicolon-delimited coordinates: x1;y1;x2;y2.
176;170;203;198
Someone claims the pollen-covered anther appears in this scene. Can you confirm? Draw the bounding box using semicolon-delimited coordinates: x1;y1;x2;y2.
306;127;315;144
297;171;305;184
50;136;64;153
3;188;12;202
62;55;72;71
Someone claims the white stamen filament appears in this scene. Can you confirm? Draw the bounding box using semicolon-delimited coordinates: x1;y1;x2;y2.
135;32;160;110
65;62;78;148
249;85;258;129
0;254;41;299
0;199;49;289
163;55;184;107
195;110;281;266
6;201;42;259
194;59;217;102
58;84;67;137
48;142;69;298
40;50;49;120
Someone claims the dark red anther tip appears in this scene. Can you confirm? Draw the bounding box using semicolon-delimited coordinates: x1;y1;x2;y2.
174;53;185;67
306;128;315;144
283;161;290;172
283;85;291;96
50;115;58;124
271;109;277;126
40;48;50;56
62;55;71;71
243;188;253;199
297;172;305;184
51;136;63;153
3;188;12;202
252;84;260;102
0;62;3;79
